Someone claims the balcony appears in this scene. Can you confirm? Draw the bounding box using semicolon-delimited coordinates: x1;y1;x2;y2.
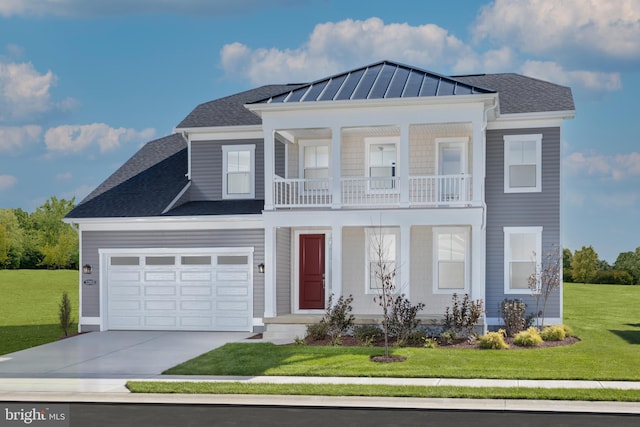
273;174;472;209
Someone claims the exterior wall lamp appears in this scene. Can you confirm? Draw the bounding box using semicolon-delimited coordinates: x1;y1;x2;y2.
82;264;92;274
258;263;265;274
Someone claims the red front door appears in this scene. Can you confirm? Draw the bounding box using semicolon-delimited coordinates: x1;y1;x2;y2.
299;234;325;310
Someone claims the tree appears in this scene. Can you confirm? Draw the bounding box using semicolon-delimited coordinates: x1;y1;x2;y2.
614;247;640;285
369;228;398;358
30;196;78;269
528;247;561;327
0;209;25;269
571;245;598;284
562;248;574;282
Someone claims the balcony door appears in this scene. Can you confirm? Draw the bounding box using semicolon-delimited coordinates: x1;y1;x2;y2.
437;138;467;202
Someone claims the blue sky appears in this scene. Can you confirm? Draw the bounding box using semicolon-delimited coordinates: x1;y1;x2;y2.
0;0;638;262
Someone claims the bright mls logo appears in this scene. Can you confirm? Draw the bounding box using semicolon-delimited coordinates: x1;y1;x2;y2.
2;405;69;426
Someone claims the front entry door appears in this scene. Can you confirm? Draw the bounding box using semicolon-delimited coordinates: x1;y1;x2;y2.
299;234;325;310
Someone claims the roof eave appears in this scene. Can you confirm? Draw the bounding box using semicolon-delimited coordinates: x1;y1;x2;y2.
245;93;499;115
497;109;576;121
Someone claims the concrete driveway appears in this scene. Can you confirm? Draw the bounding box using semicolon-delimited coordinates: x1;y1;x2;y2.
0;331;250;378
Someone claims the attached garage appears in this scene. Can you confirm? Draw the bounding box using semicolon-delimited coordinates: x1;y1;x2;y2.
101;248;254;331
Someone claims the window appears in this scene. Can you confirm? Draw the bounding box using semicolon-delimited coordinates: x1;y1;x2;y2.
433;227;469;293
301;142;329;191
366;137;398;191
504;134;542;193
223;145;255;199
504;227;542;294
366;228;400;293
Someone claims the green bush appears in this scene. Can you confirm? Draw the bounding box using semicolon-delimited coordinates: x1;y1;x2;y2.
478;329;508;349
399;328;428;347
305;322;329;340
443;293;483;338
561;324;574;337
353;324;382;346
324;294;355;341
423;337;438;349
514;327;543;347
540;325;566;341
58;291;74;336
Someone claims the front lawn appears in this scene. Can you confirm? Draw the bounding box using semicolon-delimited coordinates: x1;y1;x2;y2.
0;270;79;355
165;283;640;381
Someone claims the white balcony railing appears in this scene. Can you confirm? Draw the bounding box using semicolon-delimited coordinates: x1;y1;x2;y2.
273;175;471;208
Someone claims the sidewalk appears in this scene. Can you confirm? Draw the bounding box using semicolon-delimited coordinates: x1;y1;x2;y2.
0;376;639;415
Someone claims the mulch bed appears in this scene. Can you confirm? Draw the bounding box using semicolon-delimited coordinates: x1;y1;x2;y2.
303;334;580;350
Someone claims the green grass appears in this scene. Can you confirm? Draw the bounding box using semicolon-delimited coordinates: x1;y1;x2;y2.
0;269;79;355
165;283;640;381
126;381;640;402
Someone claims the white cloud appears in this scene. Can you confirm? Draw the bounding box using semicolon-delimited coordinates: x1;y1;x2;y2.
55;172;73;182
44;123;155;155
0;125;42;153
564;151;640;180
473;0;640;66
521;60;622;92
220;17;516;85
0;174;17;190
0;0;305;17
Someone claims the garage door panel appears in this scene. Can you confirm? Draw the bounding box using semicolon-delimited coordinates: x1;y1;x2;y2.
107;250;253;332
144;286;177;296
145;300;176;310
144;271;176;281
180;271;212;281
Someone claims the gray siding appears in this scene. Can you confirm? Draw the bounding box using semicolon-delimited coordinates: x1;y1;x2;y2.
81;229;265;320
275;139;286;178
485;127;561;321
190;139;264;201
276;228;292;315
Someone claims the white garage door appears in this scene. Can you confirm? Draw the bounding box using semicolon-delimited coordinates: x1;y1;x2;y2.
104;248;253;331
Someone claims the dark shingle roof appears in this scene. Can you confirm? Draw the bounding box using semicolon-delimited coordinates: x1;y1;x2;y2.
163;200;264;216
66;134;189;218
176;84;304;129
454;73;575;114
252;61;494;105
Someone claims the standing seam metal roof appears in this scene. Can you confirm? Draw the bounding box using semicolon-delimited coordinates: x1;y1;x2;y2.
253;61;495;104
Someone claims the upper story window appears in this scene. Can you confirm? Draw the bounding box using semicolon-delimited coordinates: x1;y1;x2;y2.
300;140;330;191
366;137;398;191
504;226;542;294
365;227;400;294
504;134;542;193
222;144;255;199
433;227;469;293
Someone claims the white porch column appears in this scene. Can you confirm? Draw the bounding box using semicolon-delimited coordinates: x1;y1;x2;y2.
264;128;275;211
264;225;277;318
399;124;410;207
471;223;486;325
400;224;411;297
330;225;342;301
331;126;342;209
472;120;484;204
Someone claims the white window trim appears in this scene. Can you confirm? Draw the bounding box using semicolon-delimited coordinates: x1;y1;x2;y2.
298;139;331;194
503;226;542;295
504;134;542;193
365;136;399;194
433;226;470;294
222;144;255;199
365;227;400;295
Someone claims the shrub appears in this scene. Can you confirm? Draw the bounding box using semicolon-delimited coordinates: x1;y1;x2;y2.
439;330;456;345
500;299;530;337
305;322;329;341
561;324;574;337
324;294;355;341
59;291;74;336
388;295;426;344
399;328;429;347
540;325;566;341
353;324;382;346
478;329;508;349
443;293;484;338
514;327;543;347
424;337;439;349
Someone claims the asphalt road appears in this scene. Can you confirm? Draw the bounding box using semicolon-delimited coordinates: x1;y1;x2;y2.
68;403;640;427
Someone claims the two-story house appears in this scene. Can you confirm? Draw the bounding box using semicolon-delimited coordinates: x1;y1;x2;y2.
65;61;574;339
